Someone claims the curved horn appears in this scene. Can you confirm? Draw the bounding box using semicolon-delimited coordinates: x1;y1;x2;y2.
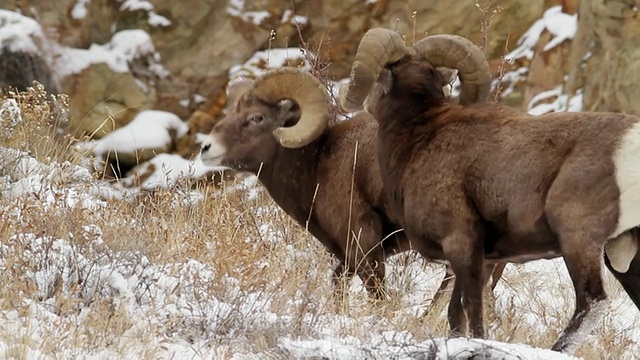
226;77;255;108
411;34;492;105
339;28;412;112
249;68;329;148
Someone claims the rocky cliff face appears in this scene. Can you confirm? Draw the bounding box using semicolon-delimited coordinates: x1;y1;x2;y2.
565;0;640;115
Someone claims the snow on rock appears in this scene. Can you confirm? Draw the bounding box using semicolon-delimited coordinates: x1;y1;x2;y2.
71;0;92;19
279;336;580;360
280;9;308;26
226;0;272;25
229;47;311;79
118;0;172;27
0;99;23;138
0;10;45;53
506;6;578;62
91;110;188;168
528;86;583;115
54;29;168;77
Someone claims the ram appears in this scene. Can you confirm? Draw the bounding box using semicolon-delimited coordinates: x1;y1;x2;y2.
339;27;640;353
199;67;505;304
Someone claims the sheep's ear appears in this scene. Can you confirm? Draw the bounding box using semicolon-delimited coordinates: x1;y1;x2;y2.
436;66;458;84
276;99;301;127
436;67;458;98
376;68;393;95
226;77;255;105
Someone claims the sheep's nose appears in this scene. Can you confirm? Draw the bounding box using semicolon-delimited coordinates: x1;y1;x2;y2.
201;144;211;153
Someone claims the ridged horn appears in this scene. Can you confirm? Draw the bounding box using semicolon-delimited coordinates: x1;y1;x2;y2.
249;68;329;148
339;28;412;112
411;34;492;105
226;77;254;107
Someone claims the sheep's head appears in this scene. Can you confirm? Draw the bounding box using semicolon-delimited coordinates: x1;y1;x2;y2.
339;28;491;113
200;68;329;173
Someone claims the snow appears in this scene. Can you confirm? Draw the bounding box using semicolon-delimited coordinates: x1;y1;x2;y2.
147;11;171;27
126;153;224;190
91;110;188;162
54;29;168;77
229;47;311;79
226;0;272;25
506;6;578;62
118;0;172;27
0;9;45;53
280;336;579;360
281;9;308;26
71;0;92;19
528;86;583;115
0;98;22;129
119;0;154;12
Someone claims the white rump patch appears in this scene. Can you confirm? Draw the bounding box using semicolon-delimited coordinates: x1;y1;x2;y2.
612;121;640;237
199;134;227;167
604;232;638;273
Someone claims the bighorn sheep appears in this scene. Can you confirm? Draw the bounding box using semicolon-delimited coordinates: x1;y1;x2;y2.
340;28;640;352
199;67;505;303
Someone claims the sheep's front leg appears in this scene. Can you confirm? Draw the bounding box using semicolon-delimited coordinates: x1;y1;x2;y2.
442;231;485;338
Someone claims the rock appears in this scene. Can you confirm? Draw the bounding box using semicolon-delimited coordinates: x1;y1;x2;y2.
0;10;58;93
519;5;578;107
566;0;640;115
63;63;155;138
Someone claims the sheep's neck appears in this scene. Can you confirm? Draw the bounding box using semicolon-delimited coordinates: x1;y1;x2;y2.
257;139;323;227
375;101;448;220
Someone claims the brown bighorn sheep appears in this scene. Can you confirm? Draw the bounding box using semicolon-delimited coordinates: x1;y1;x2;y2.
199;68;505;303
340;27;640;353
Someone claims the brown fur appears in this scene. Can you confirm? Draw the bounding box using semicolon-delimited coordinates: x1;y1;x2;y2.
369;57;640;351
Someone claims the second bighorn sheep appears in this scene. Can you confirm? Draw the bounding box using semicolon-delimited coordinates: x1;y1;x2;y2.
199;67;505;303
340;28;640;353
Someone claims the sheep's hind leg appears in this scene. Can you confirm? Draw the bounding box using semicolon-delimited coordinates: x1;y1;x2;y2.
552;232;608;353
441;231;485;338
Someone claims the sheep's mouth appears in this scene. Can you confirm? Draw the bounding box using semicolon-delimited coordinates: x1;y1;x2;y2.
200;153;225;167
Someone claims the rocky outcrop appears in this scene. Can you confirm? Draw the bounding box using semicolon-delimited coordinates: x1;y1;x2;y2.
565;0;640;115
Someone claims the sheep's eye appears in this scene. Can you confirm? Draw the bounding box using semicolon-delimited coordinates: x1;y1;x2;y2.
249;114;264;123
